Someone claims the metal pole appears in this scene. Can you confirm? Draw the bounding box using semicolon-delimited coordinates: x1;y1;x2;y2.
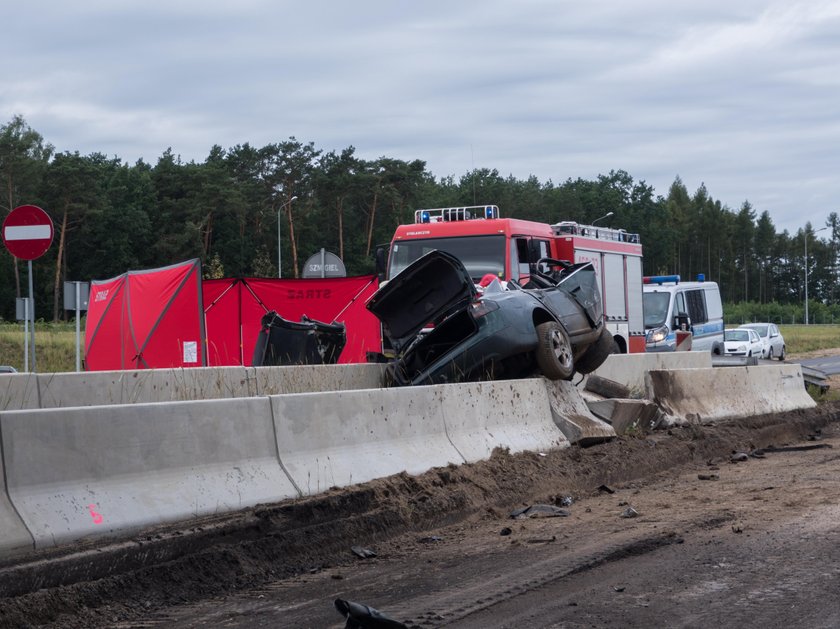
277;195;298;278
23;298;29;373
806;226;829;325
28;260;36;371
75;281;81;371
320;248;326;278
277;205;282;278
805;232;809;325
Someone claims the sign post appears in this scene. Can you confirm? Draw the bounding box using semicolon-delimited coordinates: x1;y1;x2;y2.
2;205;54;372
64;281;90;371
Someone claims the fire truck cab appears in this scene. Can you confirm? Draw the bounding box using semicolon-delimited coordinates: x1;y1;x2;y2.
385;205;645;353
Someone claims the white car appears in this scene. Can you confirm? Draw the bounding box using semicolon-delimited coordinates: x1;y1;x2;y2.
723;328;763;357
738;323;786;360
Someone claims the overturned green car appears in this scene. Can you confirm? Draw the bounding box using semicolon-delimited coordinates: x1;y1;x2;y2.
366;250;614;386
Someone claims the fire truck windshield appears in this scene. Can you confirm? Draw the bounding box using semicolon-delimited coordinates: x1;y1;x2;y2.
388;235;506;281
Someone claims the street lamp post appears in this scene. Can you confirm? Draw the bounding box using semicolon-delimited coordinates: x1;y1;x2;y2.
277;195;298;278
804;226;828;325
592;211;614;226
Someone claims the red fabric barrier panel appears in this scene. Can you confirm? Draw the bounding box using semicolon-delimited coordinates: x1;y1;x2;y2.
84;275;128;371
203;278;242;366
203;276;381;366
86;259;379;370
85;260;205;370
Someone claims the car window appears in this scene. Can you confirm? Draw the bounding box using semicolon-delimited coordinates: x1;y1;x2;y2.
745;324;768;337
685;289;708;324
725;330;749;341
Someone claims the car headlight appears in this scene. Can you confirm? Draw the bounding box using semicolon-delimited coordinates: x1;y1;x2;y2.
737;344;746;351
646;326;669;344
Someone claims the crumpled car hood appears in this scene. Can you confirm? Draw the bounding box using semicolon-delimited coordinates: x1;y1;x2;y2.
366;250;476;353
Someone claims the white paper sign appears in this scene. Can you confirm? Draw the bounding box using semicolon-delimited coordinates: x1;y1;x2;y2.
183;341;198;363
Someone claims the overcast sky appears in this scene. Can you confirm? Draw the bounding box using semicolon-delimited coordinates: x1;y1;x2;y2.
3;1;839;236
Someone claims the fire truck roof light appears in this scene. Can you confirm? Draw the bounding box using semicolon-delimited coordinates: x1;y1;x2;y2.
414;205;500;223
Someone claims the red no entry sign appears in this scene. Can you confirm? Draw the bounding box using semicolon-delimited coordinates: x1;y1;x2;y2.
2;205;54;260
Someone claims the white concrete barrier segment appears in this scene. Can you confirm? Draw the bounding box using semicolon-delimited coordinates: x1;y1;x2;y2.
543;380;616;445
0;397;295;549
0;372;40;411
591;352;712;395
13;364;388;410
439;379;570;461
647;364;816;425
270;387;464;496
0;436;34;558
254;364;386;396
35;367;259;408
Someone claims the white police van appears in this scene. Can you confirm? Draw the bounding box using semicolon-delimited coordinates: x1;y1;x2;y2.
642;275;724;354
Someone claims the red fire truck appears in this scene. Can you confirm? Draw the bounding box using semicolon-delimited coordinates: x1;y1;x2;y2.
384;205;645;353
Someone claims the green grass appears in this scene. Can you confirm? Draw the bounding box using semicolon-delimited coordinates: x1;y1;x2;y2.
778;324;840;355
0;322;81;373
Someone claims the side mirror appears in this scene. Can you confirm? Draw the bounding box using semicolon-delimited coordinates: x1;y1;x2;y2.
374;246;388;281
674;312;691;331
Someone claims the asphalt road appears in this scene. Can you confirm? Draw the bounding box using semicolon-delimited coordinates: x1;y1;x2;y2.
798;355;840;375
123;427;840;628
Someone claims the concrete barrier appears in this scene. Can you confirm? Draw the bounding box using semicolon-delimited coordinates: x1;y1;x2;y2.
0;372;40;410
254;364;386;395
647;364;816;425
586;398;664;435
439;379;570;461
0;397;295;549
0;439;34;559
10;364;388;409
269;387;464;495
543;380;616;445
590;352;712;395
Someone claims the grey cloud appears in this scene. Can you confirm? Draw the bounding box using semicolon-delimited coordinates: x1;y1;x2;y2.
2;0;839;232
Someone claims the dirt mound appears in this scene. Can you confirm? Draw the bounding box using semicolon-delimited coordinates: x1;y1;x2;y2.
1;402;838;629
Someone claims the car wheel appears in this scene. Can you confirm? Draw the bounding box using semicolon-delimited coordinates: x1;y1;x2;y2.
575;327;615;374
767;347;773;360
535;321;575;380
779;346;786;361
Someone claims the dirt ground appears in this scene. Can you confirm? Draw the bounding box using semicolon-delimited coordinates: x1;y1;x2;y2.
1;395;839;628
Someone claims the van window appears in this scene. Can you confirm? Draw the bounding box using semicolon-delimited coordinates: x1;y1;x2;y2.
674;292;686;316
685;289;708;324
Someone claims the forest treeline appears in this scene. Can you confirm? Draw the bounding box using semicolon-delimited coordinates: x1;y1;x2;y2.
2;114;838;323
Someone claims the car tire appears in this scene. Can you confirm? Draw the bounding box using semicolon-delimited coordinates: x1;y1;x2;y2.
575;327;615;375
767;347;773;360
535;321;575;380
779;346;786;361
